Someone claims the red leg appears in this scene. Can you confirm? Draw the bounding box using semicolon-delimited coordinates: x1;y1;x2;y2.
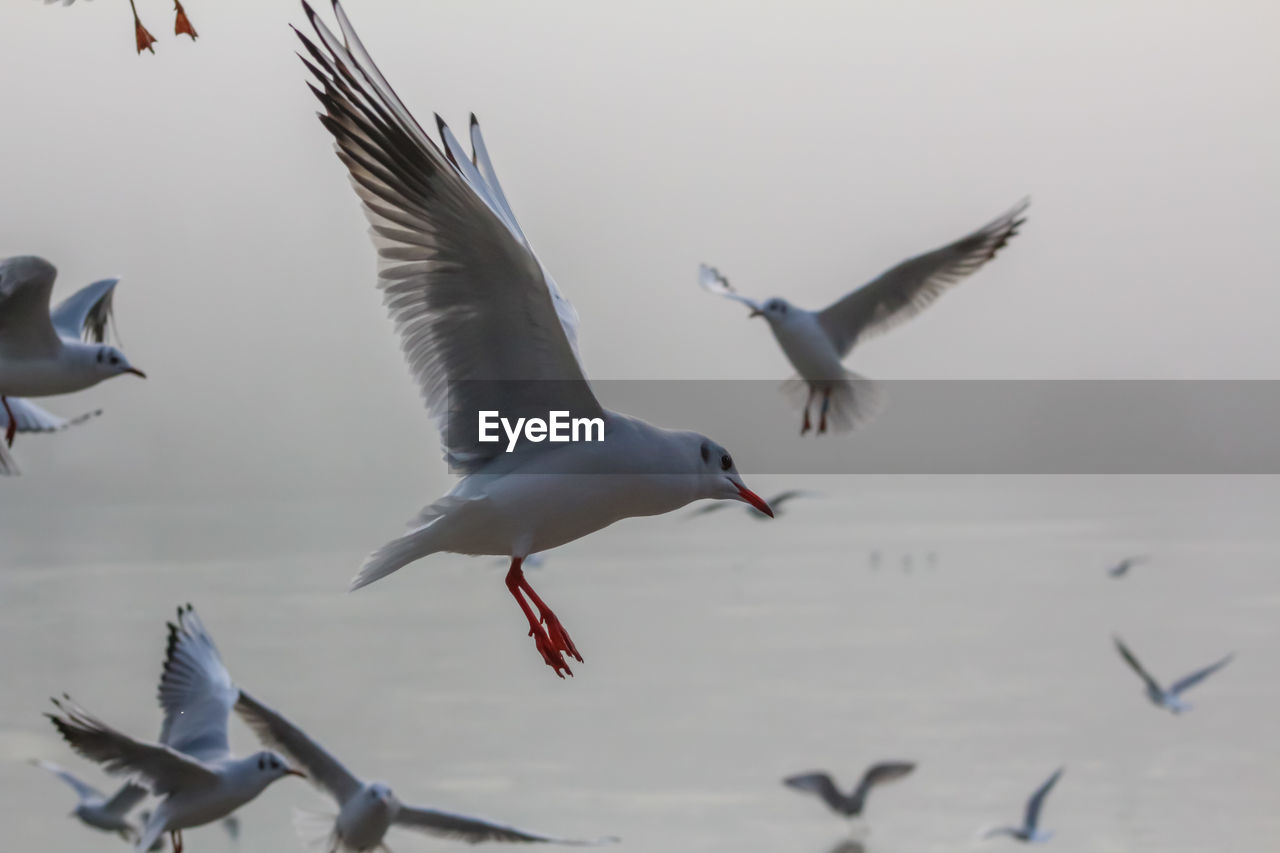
818;388;831;434
506;557;579;678
2;397;15;448
171;830;183;853
800;387;814;435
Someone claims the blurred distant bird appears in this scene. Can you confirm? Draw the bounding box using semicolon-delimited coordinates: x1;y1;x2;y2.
234;691;616;851
982;767;1063;843
699;199;1028;434
783;763;916;819
1106;556;1147;578
295;0;772;679
29;759;148;843
0;257;144;475
689;489;812;520
1113;636;1233;714
44;0;197;54
45;606;305;852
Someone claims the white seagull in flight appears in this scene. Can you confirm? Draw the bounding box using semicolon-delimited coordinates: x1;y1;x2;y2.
1113;635;1234;714
296;0;773;678
699;199;1027;434
45;606;305;852
0;256;144;474
782;762;916;819
28;759;150;844
234;690;617;851
982;767;1063;843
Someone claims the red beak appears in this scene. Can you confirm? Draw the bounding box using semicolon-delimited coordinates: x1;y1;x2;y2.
736;484;774;518
125;367;147;379
284;767;307;778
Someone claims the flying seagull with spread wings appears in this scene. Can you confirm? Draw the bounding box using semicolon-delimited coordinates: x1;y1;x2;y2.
783;762;916;819
700;199;1027;434
1113;635;1233;714
29;759;149;843
0;256;144;475
45;606;304;852
235;690;616;851
982;767;1063;843
295;0;772;678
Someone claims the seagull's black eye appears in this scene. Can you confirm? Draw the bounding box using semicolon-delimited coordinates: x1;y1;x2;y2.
258;757;265;770
270;757;279;769
720;454;732;471
700;444;710;464
96;349;104;364
109;355;119;365
369;789;378;798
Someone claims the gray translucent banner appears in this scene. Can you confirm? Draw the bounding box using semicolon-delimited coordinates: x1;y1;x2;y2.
445;380;1280;475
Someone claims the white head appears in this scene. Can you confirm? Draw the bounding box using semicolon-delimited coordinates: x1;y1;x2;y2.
67;343;146;383
242;750;305;790
749;298;798;326
691;435;773;516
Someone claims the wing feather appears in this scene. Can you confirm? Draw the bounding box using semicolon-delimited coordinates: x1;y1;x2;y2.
234;690;362;803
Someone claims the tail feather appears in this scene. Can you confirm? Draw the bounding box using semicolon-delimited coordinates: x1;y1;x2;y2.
293;806;339;852
782;372;885;433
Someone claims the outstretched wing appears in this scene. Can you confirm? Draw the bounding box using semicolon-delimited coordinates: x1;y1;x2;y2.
157;605;238;762
45;696;218;796
234;690;362;803
296;0;601;475
50;277;120;343
1114;636;1163;695
102;781;150;816
853;761;916;802
1023;767;1063;832
698;264;763;312
394;805;616;845
782;771;848;813
1170;653;1234;697
1;398;101;434
28;758;103;802
0;255;60;358
817;199;1028;356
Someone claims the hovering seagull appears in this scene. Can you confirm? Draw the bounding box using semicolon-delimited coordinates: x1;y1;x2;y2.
699;199;1028;434
0;257;144;472
46;0;197;54
29;759;149;843
45;606;305;852
688;489;812;520
1106;556;1147;578
783;762;916;819
982;767;1063;843
295;0;772;678
1113;636;1233;714
234;691;616;851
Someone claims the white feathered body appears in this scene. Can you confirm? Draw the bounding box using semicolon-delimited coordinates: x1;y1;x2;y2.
0;343;106;397
760;309;848;384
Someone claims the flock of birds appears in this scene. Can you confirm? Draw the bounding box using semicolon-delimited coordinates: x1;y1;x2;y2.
7;1;1238;851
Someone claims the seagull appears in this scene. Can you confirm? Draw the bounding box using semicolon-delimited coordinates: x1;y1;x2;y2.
46;0;197;54
688;489;812;520
0;256;144;468
29;759;149;843
783;763;916;820
233;690;617;851
295;0;773;678
1106;556;1147;578
982;767;1063;843
699;199;1028;434
1113;635;1233;714
45;605;305;852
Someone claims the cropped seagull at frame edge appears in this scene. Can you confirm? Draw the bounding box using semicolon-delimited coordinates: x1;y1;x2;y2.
0;256;144;475
44;606;305;853
699;198;1027;435
295;0;773;679
235;690;618;851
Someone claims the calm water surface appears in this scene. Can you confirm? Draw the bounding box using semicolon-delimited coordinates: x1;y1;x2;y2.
2;476;1277;852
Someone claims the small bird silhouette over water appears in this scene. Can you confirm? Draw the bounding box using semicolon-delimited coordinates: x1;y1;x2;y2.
1113;635;1233;714
699;199;1027;434
1106;556;1147;578
782;762;916;819
46;0;197;54
982;767;1063;843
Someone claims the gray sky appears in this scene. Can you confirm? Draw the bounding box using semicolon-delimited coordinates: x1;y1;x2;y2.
2;0;1278;500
